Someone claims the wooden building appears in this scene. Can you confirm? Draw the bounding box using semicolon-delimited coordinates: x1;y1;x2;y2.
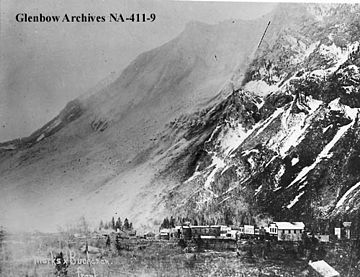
271;222;305;241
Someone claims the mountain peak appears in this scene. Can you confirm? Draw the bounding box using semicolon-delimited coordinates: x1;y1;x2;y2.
0;12;271;231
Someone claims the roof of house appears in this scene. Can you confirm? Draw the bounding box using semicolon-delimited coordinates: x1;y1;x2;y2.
160;228;171;233
273;222;305;230
309;260;340;277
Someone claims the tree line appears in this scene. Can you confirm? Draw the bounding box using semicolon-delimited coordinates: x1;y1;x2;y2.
159;212;258;229
99;216;133;231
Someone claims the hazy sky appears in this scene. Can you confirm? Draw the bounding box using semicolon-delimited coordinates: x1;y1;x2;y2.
0;0;276;142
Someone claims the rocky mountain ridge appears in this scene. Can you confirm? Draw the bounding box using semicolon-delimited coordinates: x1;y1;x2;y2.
0;3;359;232
161;3;360;229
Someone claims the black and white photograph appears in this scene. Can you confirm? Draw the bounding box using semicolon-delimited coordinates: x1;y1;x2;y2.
0;0;360;276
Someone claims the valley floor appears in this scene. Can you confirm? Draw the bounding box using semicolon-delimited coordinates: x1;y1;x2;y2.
0;232;359;277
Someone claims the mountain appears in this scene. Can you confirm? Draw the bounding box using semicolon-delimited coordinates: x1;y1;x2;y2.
0;13;271;232
1;3;360;233
162;3;360;230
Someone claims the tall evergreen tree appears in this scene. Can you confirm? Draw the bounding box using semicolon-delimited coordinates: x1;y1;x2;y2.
99;220;104;230
115;217;122;230
161;217;170;229
170;216;175;228
124;218;130;230
111;217;116;230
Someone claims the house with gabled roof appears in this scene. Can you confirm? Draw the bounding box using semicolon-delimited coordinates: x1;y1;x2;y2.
270;222;305;241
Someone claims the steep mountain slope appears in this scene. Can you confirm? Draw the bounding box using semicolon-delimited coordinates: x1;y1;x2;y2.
1;3;359;233
0;15;271;231
161;3;360;229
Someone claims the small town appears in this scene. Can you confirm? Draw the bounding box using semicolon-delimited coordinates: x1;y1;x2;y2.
41;217;360;276
0;215;360;276
97;217;359;276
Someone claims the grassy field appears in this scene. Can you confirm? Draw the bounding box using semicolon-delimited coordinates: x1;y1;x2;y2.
0;231;359;277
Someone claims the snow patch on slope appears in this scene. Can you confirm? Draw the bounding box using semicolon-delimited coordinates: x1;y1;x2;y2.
287;108;357;189
335;182;360;212
268;97;322;157
253;98;265;110
220;124;251;155
244;80;279;97
329;98;359;120
322;125;331;133
203;154;225;190
319;42;359;75
205;126;221;143
254;185;263;196
274;165;285;189
254;108;284;138
219;106;284;156
282;101;321;157
291;157;299;166
287;191;305;209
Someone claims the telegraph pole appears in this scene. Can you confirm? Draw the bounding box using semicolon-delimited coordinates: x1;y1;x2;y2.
257;21;271;49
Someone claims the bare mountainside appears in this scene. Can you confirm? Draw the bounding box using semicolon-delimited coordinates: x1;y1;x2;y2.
0;15;271;231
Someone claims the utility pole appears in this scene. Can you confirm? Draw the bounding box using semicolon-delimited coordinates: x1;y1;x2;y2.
257;21;271;49
239;20;272;87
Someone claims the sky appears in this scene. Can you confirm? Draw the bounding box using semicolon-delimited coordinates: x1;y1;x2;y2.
0;0;276;142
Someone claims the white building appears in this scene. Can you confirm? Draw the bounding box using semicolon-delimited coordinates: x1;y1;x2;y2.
244;225;255;235
343;222;352;239
271;222;305;241
334;227;341;240
159;228;170;239
308;260;340;277
315;235;330;243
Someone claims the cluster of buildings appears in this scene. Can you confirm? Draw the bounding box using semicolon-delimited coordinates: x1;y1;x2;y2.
159;222;306;242
158;221;354;242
